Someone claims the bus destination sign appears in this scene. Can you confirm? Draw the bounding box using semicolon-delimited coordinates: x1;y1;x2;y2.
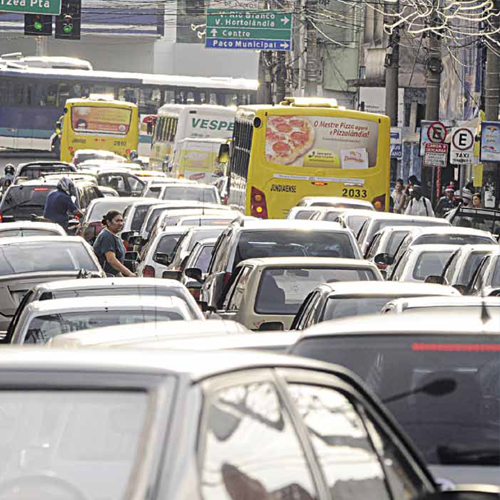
0;0;62;15
206;9;293;51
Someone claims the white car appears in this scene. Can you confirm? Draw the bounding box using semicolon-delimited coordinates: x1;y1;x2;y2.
0;221;66;237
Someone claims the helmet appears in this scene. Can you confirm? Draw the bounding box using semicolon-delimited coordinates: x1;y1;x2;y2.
129;150;138;161
57;177;75;196
4;164;14;176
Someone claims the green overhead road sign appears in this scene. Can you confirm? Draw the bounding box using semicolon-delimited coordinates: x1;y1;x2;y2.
0;0;61;15
206;9;293;51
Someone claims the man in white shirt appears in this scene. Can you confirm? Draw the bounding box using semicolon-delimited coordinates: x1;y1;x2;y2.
404;185;435;217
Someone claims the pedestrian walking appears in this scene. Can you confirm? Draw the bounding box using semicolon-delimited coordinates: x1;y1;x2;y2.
43;177;83;230
435;185;456;217
93;210;136;277
404;185;435;217
391;178;406;214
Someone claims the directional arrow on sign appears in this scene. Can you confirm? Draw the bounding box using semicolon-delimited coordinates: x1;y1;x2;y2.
281;17;290;25
211;28;218;36
280;41;290;49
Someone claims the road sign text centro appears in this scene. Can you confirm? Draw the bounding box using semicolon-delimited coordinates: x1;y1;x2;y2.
0;0;61;15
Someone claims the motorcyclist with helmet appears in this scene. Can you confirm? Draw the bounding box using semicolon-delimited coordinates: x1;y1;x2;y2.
1;164;15;192
43;177;83;230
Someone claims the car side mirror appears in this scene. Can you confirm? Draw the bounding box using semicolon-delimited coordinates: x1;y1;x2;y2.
374;253;394;266
425;275;446;285
258;321;284;332
185;267;203;283
162;270;181;281
153;252;170;266
453;284;468;295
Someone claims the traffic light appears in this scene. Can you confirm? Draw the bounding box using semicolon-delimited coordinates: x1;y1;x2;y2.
55;0;81;40
24;14;52;36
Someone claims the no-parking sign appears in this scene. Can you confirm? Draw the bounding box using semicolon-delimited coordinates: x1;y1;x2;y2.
450;127;475;164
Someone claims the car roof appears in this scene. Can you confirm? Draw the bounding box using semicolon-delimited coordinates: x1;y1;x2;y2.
33;277;186;293
300;310;500;338
0;347;359;384
404;244;463;255
300;196;374;206
26;295;187;314
453;244;500;254
236;257;376;268
113;331;301;351
339;209;377;217
409;225;494;236
0;235;86;247
385;296;500;310
232;219;349;232
0;221;64;232
88;196;138;206
156;227;190;237
312;280;460;296
368;214;449;224
126;198;162;208
162;182;217;189
48;320;250;348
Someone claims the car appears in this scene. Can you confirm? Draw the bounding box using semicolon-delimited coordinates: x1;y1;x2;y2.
440;245;500;287
467;253;500;296
195;219;363;311
94;169;146;197
0;347;485;500
357;213;451;256
175;214;241;227
158;182;221;204
389;244;459;283
72;148;127;167
135;226;190;278
291;281;461;330
5;277;202;344
78;159;142;172
0;221;66;237
14;161;76;181
384;226;497;278
381;295;500;315
0;236;103;333
47;319;251;348
329;208;376;237
0;178;103;223
289;311;500;487
10;295;195;345
446;205;500;236
167;226;227;273
297;196;375;210
285;206;318;220
213;257;383;331
76;196;137;243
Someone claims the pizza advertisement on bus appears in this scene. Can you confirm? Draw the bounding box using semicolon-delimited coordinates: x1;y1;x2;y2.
265;115;379;169
71;107;132;136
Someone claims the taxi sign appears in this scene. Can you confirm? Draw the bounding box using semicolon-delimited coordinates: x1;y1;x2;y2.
450;127;475;165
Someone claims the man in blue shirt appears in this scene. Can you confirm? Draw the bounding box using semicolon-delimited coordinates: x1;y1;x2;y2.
44;177;83;229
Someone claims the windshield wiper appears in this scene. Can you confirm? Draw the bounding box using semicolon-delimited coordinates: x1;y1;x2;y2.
437;445;500;465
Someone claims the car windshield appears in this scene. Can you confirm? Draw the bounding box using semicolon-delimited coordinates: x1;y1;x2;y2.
412;251;454;281
235;230;356;267
162;186;218;204
323;296;396;320
292;334;500;466
87;200;132;223
416;234;493;246
24;309;186;344
1;186;54;215
0;242;98;276
255;267;377;315
0;229;59;237
0;389;157;500
194;245;215;273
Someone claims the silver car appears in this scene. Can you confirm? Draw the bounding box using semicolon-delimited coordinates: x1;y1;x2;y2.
0;221;66;237
11;295;194;345
0;347;481;500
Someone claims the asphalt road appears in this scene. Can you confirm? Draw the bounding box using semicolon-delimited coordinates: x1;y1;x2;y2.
0;150;57;173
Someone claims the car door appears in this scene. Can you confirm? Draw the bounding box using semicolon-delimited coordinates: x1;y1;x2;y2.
279;369;436;500
199;371;324;500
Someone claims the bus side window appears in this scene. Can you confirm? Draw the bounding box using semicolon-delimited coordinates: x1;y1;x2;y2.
45;85;58;107
58;84;71;107
14;83;24;105
0;80;12;104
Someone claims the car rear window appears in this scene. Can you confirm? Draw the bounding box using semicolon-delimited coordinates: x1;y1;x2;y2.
293;210;315;220
255;267;377;315
162;186;218;204
0;229;60;238
235;230;356;268
24;309;186;344
416;235;494;246
0;389;156;500
0;241;98;276
0;186;54;215
323;296;395;321
19;166;74;180
291;334;500;467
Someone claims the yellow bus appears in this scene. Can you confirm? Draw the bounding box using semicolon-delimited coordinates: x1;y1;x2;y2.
60;97;139;163
228;98;390;219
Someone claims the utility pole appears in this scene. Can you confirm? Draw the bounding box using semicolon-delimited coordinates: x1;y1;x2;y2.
423;5;442;204
275;52;287;103
257;51;272;104
384;0;400;182
483;0;500;206
305;0;318;97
